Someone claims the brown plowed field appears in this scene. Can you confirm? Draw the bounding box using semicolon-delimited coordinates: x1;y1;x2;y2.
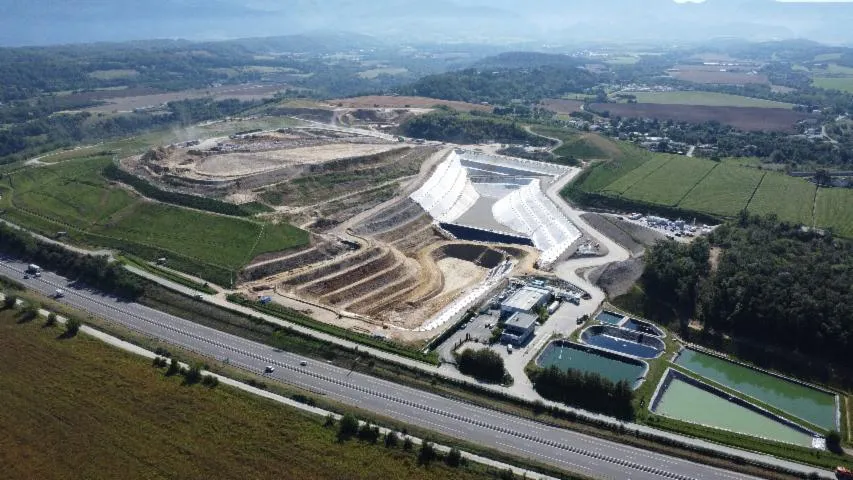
540;99;585;114
588;103;810;133
328;95;492;112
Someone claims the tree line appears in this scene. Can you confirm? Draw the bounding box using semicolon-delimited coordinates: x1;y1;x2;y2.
0;223;144;299
530;365;634;420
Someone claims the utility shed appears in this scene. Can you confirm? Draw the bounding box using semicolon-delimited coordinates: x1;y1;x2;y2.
500;286;550;316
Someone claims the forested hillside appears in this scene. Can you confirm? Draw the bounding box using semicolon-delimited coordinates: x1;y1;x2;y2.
397;66;600;105
399;109;551;145
639;214;853;370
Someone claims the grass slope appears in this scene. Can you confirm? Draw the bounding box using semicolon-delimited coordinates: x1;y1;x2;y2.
625;91;793;109
815;188;853;238
678;164;766;217
0;157;308;284
746;172;816;226
620;157;718;206
0;311;497;480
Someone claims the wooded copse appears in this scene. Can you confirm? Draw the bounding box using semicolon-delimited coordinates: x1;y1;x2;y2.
641;214;853;368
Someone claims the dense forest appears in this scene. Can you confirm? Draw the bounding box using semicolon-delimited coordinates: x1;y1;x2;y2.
640;214;853;370
399;109;551;146
531;365;634;420
0;223;144;299
396;65;600;105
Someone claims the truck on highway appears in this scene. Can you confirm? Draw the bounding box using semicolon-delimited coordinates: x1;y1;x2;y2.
54;289;64;298
26;264;41;274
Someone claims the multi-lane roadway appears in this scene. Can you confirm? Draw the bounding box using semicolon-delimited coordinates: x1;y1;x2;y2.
0;257;770;480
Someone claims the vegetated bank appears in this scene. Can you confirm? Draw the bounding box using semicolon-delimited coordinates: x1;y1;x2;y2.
0;309;511;480
0;156;308;285
0;222;144;299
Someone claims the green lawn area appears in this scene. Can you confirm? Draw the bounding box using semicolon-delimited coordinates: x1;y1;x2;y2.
678;164;766;217
746;172;816;226
814;187;853;238
0;157;308;285
620;156;718;206
623;91;793;108
0;310;498;480
813;76;853;93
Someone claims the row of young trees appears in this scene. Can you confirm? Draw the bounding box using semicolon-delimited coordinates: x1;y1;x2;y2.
0;223;144;299
530;365;634;420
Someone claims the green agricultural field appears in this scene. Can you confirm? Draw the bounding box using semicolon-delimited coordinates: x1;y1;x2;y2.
601;154;674;195
0;311;499;480
620;156;718;206
746;172;816;226
678;164;766;217
814;188;853;238
0;157;308;284
623;91;793;108
813;76;853;93
814;53;843;62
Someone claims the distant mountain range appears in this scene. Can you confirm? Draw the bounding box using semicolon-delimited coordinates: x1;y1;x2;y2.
3;0;853;47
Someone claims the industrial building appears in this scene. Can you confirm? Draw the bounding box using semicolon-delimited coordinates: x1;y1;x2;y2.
500;285;551;316
500;312;538;346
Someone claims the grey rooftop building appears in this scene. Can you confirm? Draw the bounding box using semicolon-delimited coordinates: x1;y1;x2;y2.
500;286;551;316
500;312;538;346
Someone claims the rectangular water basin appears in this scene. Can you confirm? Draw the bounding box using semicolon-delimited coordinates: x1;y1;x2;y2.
675;349;837;431
652;369;817;447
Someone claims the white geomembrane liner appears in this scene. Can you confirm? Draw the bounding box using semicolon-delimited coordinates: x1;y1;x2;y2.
410;152;480;223
412;150;580;266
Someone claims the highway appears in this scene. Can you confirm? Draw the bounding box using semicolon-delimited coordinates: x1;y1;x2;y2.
0;257;764;480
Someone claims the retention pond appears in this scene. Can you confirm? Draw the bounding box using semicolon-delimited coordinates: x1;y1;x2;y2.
652;369;817;447
537;340;646;388
675;349;837;431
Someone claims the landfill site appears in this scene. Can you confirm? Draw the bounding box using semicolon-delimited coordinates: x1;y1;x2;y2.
123;124;589;344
